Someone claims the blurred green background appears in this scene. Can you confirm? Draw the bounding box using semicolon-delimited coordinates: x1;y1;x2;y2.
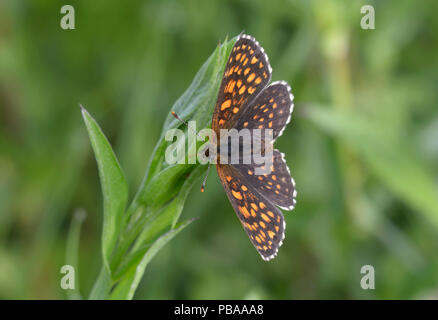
1;0;438;299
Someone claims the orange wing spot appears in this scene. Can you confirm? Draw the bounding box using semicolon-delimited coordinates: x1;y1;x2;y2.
232;107;239;114
244;67;251;76
239;85;246;95
221;99;231;110
258;176;263;181
263;245;268;251
259;118;264;122
239;206;250;218
250;209;257;217
268;122;273;128
258;125;263;129
240;54;246;62
248;169;253;175
232;190;243;200
241;185;248;191
251;56;258;64
276;184;281;189
267;211;275;218
250;49;254;54
248;87;256;94
243;121;248;127
246;222;252;231
271;165;274;172
251;203;258;211
226;175;232;182
261;213;271;222
253;114;259;120
229;56;233;63
268;230;276;239
236;79;242;88
275;190;280;194
243;58;248;66
275;226;280;232
259;62;264;68
263;71;268;78
237;68;242;75
277;216;281;223
219;119;225;125
272;175;276;181
226;80;236;93
260;230;266;238
236;53;241;61
269;98;274;103
259;221;266;229
247;73;256;82
255;235;262;244
259;202;266;209
242;44;246;49
269;113;274;118
255;77;262;84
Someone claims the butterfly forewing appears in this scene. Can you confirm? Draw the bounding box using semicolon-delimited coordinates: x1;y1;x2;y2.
212;34;272;135
216;164;286;261
235;81;293;140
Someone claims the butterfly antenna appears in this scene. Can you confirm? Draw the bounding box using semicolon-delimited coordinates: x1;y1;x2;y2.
171;111;188;126
200;163;211;193
171;111;201;141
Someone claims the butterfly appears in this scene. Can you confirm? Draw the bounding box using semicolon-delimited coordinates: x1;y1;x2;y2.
211;34;297;261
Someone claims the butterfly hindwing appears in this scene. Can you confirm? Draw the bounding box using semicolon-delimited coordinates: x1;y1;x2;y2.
233;150;297;210
212;34;272;134
216;164;285;261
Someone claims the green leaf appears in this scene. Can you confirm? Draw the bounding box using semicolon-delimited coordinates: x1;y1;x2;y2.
306;105;438;228
110;219;195;300
88;266;112;300
133;36;235;206
81;106;129;275
112;165;205;280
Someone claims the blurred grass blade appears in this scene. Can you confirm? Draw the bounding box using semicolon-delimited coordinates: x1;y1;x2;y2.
65;209;86;300
306;105;438;228
110;219;195;300
81;106;129;275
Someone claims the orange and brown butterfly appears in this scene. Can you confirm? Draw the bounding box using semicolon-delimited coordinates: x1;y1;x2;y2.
210;34;297;261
